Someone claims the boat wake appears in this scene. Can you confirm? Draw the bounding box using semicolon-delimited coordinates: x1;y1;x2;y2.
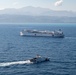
0;60;33;67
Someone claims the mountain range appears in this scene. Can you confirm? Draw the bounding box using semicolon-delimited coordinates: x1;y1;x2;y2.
0;6;76;23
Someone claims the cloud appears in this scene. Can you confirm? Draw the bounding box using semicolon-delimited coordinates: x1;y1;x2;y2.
13;2;18;5
0;8;4;10
54;0;63;6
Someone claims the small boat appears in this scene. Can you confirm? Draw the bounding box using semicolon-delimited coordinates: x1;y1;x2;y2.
29;55;49;63
20;29;64;38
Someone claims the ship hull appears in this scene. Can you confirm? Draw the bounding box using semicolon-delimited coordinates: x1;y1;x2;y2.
20;31;64;38
20;29;65;38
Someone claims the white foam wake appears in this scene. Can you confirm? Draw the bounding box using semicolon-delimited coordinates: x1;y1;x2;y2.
0;60;32;67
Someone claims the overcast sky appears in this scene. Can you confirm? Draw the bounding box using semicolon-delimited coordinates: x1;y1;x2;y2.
0;0;76;11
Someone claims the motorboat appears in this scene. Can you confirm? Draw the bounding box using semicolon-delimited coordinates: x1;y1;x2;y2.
29;55;50;63
20;29;64;38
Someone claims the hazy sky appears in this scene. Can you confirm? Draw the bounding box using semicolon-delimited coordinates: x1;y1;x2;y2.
0;0;76;11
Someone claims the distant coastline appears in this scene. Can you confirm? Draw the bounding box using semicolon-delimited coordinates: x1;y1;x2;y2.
0;6;76;23
0;15;76;23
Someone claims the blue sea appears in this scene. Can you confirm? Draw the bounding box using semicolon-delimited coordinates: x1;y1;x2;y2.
0;23;76;75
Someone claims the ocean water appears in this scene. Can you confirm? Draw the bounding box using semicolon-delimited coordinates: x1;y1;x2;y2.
0;23;76;75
